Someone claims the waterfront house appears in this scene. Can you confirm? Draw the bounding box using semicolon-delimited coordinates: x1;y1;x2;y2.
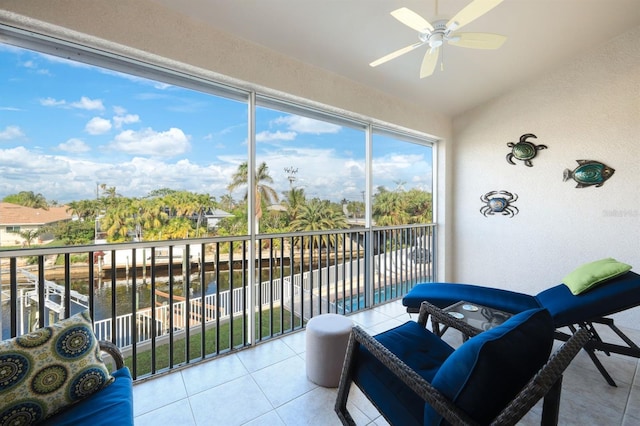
0;202;72;247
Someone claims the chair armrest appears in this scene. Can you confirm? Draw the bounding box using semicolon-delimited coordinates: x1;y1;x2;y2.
419;301;482;338
342;326;479;426
492;327;591;424
99;340;125;370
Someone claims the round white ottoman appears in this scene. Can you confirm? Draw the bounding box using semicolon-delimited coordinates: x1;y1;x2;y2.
305;313;353;387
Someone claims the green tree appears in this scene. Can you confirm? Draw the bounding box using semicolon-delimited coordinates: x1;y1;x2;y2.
160;190;216;237
290;199;347;249
67;199;100;221
100;197;135;242
405;189;433;223
3;191;49;209
372;189;409;226
161;217;195;239
227;162;279;232
10;228;40;247
282;187;306;223
219;194;235;211
48;220;95;245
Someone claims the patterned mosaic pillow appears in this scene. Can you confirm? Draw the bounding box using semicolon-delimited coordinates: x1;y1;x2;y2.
0;310;114;425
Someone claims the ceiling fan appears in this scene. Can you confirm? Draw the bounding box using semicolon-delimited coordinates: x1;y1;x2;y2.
370;0;507;78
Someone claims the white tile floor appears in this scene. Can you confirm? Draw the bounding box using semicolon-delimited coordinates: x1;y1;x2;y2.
133;300;640;425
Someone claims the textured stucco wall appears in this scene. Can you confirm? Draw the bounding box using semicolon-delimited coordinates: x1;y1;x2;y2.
451;25;640;327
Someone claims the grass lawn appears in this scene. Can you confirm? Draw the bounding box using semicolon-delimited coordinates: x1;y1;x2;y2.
125;307;303;377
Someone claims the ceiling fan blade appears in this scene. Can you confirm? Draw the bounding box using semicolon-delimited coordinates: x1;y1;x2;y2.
448;33;506;49
370;42;424;67
446;0;504;31
391;7;434;33
420;47;439;78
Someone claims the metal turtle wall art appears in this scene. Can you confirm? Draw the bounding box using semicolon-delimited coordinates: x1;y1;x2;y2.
480;190;519;218
506;133;547;167
563;160;615;188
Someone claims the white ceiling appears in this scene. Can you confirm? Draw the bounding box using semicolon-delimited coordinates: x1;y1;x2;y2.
152;0;640;116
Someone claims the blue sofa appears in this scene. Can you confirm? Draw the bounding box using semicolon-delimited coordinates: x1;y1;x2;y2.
44;341;134;425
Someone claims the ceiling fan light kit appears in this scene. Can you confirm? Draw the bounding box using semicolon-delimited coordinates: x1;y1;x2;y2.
370;0;507;78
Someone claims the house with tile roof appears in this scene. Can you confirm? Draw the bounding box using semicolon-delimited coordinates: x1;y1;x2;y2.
0;202;73;247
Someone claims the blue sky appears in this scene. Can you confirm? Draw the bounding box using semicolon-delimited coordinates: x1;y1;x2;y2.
0;43;432;205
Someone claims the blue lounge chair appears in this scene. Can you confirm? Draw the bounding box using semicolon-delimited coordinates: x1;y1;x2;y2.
402;271;640;386
335;302;590;425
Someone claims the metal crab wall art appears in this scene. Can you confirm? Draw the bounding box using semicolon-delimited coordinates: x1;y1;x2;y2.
480;190;519;218
506;133;547;167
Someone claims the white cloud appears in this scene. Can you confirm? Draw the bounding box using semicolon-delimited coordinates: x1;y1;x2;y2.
70;96;104;111
85;117;112;135
58;138;90;153
40;96;105;110
0;126;25;140
109;127;190;157
256;130;297;142
0;146;71;174
0;139;430;205
274;115;341;134
113;113;140;129
40;97;66;107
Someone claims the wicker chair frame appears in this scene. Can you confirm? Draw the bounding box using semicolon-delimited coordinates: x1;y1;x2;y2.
99;340;125;370
335;301;590;426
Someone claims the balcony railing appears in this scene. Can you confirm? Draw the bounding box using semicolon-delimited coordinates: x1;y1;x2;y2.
0;224;435;380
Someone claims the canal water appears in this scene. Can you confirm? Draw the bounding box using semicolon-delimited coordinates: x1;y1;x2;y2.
1;266;293;338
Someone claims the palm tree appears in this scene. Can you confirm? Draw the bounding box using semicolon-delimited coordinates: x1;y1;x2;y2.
162;217;194;239
405;189;433;223
220;194;235;211
227;161;279;232
290;199;347;249
11;229;40;247
192;193;217;237
162;191;216;237
372;190;409;226
100;198;134;241
67;199;100;221
282;187;306;223
3;191;49;210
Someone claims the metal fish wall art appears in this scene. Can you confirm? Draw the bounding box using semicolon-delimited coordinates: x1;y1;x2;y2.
563;160;615;188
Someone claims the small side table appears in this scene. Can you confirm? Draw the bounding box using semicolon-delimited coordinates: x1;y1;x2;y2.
305;314;353;387
433;301;513;340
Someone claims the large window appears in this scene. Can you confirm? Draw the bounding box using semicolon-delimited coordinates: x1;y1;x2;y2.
0;36;433;248
253;99;367;235
372;131;433;225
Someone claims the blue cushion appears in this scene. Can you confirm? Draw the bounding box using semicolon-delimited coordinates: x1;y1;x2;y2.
402;282;540;314
43;367;133;426
353;321;455;426
536;271;640;327
425;308;554;425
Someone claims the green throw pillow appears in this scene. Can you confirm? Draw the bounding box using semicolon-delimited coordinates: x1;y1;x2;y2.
563;258;632;295
0;310;114;424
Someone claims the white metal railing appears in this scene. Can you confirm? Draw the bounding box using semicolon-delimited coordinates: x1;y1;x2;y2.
90;252;408;347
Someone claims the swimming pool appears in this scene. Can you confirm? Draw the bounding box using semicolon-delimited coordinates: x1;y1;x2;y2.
335;286;398;313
